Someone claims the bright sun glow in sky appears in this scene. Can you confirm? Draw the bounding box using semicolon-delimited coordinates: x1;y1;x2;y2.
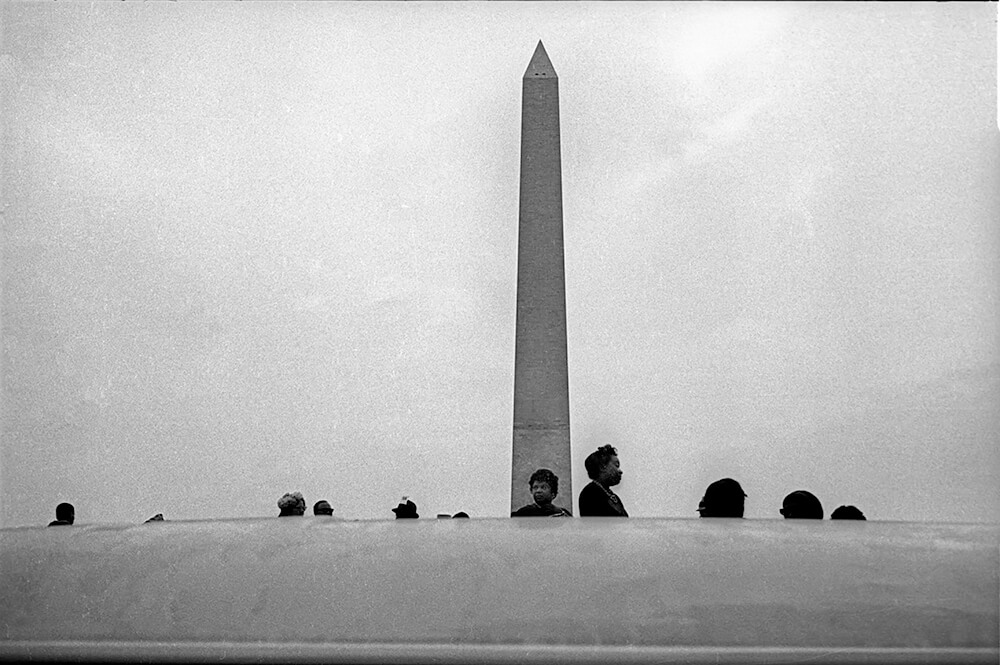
671;4;789;84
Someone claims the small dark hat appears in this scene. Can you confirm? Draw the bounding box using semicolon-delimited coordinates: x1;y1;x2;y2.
392;499;419;518
313;500;334;516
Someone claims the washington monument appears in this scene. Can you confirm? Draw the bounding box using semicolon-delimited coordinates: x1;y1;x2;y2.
510;41;572;513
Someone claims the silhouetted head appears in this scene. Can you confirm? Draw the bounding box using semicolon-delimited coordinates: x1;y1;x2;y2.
452;511;469;518
392;498;419;519
529;468;559;505
277;492;306;516
585;445;622;487
144;513;164;523
780;490;823;519
313;500;334;516
55;502;75;524
698;478;746;518
831;505;866;520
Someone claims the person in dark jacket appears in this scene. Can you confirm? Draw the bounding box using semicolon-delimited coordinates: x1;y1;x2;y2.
48;502;75;527
780;490;823;519
697;478;746;518
578;445;628;517
512;468;572;517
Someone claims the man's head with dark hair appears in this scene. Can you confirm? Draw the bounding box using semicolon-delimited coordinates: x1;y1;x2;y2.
55;502;75;524
528;468;560;506
583;445;623;488
831;505;866;520
780;490;823;519
698;478;746;518
313;500;334;516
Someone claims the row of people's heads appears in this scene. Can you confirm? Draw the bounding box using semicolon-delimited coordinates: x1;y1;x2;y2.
654;476;866;520
366;446;623;520
583;446;866;520
48;495;454;525
50;503;166;526
47;468;863;525
46;446;622;526
773;488;865;520
687;478;865;520
49;491;865;523
277;492;333;517
535;443;867;521
279;492;469;520
517;446;622;510
388;497;469;520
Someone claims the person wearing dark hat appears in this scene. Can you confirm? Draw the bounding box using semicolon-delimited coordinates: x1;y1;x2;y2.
48;502;75;527
278;492;306;517
831;505;866;520
697;478;746;518
512;468;573;517
392;497;419;519
579;445;628;517
780;490;823;519
313;500;334;516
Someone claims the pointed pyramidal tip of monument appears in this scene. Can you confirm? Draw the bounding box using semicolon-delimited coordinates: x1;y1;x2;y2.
523;40;557;79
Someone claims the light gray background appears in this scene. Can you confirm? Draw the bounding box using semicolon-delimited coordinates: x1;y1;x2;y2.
2;2;997;526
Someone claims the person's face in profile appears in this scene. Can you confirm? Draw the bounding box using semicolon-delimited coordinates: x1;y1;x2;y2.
599;455;622;487
531;481;556;506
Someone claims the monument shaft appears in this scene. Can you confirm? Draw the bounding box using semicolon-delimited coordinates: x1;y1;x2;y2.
511;42;572;513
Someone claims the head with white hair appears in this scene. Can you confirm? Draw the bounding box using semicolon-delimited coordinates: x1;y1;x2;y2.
277;492;306;517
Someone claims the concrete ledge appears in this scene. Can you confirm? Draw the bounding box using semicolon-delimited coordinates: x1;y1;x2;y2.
2;518;996;662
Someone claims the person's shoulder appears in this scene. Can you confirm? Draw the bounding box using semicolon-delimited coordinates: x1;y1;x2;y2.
578;483;607;515
512;504;540;517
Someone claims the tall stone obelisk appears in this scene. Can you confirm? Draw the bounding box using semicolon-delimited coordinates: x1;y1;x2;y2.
510;41;572;514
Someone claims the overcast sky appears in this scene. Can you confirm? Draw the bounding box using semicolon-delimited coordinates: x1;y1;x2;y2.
2;2;997;527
